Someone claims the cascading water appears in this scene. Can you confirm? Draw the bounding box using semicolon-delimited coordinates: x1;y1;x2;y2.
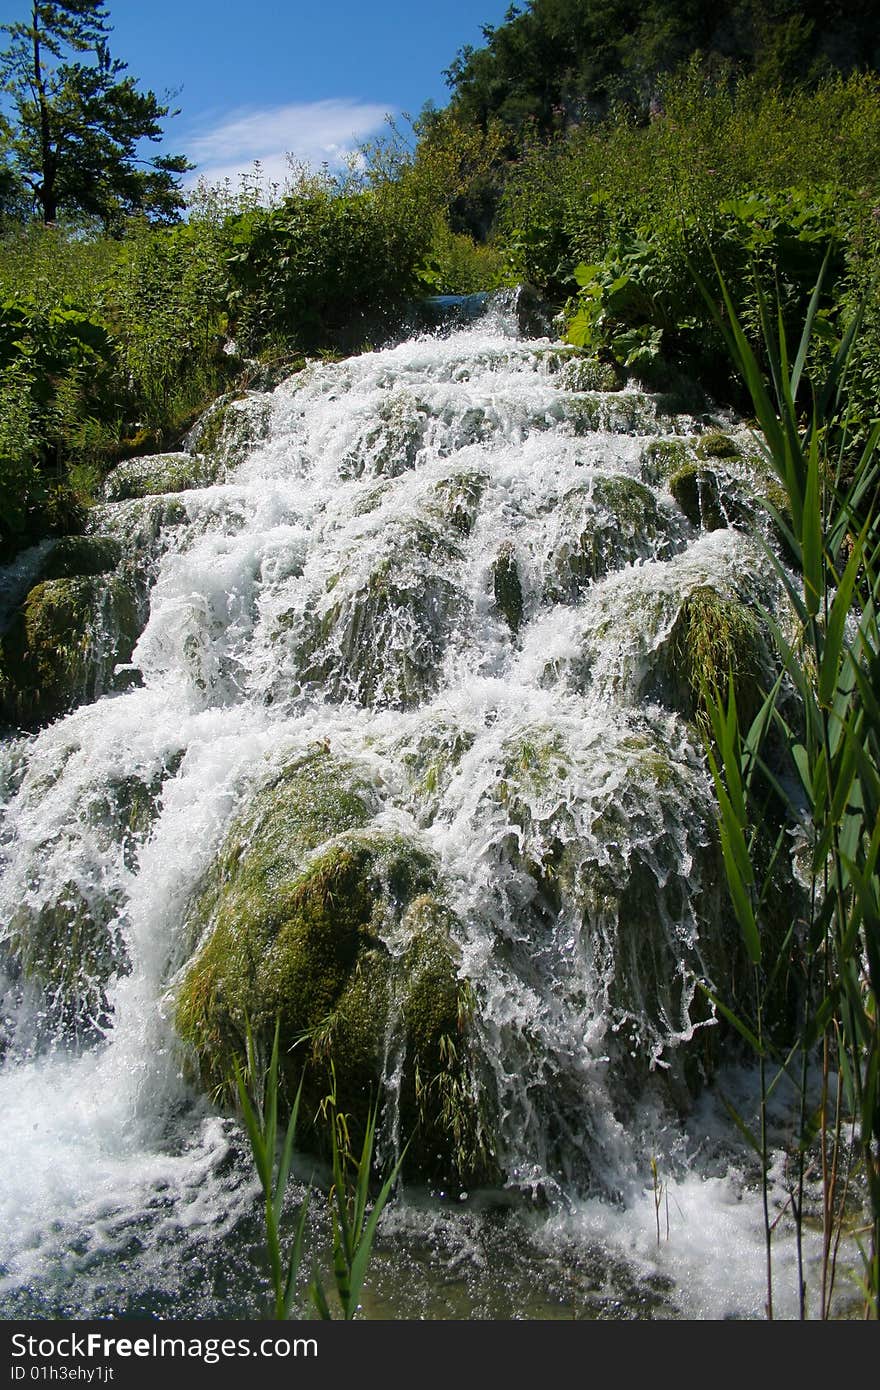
0;298;840;1318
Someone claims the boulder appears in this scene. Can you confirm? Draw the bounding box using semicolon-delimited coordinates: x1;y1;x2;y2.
0;573;142;729
175;751;495;1185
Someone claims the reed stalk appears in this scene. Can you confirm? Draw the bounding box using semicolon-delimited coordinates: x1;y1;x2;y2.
309;1066;407;1320
695;256;880;1318
233;1018;310;1319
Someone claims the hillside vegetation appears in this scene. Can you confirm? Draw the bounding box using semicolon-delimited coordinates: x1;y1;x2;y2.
1;0;878;551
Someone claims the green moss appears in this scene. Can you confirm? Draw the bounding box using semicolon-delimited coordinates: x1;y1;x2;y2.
182;750;377;956
0;574;141;729
501;727;570;788
89;495;189;559
402;899;497;1184
640;437;695;485
41;536;123;580
176;771;493;1184
695;430;741;460
493;542;524;633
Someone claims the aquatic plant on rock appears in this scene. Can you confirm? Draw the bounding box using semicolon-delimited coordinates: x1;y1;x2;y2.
493;541;525;633
639;437;695;486
533;346;625;393
647;583;775;732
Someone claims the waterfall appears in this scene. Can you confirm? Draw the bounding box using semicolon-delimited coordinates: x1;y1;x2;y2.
0;299;830;1318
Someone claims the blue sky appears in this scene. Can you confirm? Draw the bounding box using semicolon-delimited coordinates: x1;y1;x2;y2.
94;0;513;191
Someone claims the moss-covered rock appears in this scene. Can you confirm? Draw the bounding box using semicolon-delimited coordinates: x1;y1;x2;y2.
181;751;378;956
175;751;493;1185
289;518;466;710
393;717;478;827
493;542;524;633
341;390;429;480
640;437;695;486
481;720;743;1110
4;742;186;1050
562;357;625;393
82;757;185;871
669;463;754;532
4;880;129;1043
87;495;189;562
535;347;624;393
0;574;142;729
556;391;680;437
429;471;486;536
40;536;123;581
2;754;182;1042
695;430;741;461
102;452;223;502
186;393;272;472
544;474;679;602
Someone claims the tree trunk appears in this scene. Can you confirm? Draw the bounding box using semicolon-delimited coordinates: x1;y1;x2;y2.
32;5;56;224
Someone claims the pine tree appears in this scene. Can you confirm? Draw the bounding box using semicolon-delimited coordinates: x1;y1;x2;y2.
0;1;192;229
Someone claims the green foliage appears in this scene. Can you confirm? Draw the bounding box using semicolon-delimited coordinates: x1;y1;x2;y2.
501;66;880;285
0;203;237;552
700;269;880;1318
494;66;880;446
108;215;230;425
0;357;43;536
0;0;191;228
564;185;844;377
0;290;117;551
418;224;509;295
224;168;433;355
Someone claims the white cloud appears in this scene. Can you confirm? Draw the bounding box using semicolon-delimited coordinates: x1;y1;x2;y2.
182;98;393;192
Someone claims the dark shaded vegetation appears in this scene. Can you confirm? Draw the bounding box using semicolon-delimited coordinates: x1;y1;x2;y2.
443;0;880;138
